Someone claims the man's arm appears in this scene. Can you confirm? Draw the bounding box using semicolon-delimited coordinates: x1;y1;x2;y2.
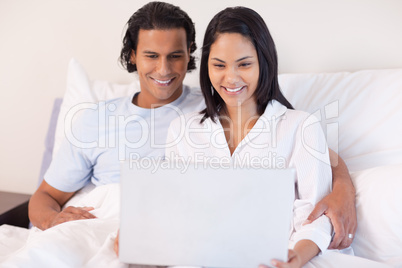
28;180;96;230
305;149;357;249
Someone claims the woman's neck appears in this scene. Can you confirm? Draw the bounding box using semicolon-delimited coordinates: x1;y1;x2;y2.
220;104;260;155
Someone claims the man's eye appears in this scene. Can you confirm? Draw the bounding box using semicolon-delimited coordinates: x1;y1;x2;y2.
146;55;158;59
170;54;182;59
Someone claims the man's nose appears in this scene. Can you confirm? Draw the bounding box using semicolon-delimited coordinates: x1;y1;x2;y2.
156;57;171;77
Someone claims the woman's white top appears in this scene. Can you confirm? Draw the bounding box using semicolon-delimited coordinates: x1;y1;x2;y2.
165;100;333;253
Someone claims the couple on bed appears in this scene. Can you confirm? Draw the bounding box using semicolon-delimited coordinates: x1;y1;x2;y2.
29;2;357;268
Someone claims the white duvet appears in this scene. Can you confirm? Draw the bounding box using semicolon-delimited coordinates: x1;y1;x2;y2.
0;183;391;268
0;183;128;268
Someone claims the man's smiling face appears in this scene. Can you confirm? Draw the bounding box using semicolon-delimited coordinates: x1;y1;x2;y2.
131;28;190;108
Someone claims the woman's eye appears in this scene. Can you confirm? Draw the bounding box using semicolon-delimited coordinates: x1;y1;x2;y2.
214;64;225;68
240;63;251;67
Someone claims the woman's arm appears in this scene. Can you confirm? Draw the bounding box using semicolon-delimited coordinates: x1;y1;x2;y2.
264;114;332;268
287;114;333;255
305;149;357;249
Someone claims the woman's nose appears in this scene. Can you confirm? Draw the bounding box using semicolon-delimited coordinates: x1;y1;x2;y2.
225;67;240;84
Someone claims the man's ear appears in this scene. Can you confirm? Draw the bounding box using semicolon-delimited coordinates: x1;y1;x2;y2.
187;44;192;63
130;49;136;64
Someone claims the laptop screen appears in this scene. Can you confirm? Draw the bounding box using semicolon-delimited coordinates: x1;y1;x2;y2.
120;161;294;267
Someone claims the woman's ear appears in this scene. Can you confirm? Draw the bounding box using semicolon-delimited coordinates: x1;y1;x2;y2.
130;49;136;64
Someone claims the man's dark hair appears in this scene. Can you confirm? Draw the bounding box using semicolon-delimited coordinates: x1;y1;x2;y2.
119;1;197;73
199;6;293;122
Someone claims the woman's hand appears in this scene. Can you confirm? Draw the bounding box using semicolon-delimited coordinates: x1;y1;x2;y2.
259;249;302;268
114;230;119;256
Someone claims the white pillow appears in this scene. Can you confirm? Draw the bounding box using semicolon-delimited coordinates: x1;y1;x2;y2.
279;69;402;172
55;62;402;173
53;59;140;156
350;164;402;267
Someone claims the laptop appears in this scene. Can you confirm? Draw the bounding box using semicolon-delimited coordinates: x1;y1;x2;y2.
119;160;295;268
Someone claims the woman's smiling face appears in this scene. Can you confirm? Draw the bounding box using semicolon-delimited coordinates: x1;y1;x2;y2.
208;33;259;113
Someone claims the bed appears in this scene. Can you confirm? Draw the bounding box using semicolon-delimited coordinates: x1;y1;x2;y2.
0;58;400;267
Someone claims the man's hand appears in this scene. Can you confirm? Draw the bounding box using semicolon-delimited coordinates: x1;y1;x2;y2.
305;186;357;249
48;206;96;228
29;180;97;230
304;149;357;249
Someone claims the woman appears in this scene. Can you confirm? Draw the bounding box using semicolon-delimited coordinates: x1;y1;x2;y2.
166;7;332;268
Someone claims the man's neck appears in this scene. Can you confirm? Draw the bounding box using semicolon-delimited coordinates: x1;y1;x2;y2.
132;87;183;109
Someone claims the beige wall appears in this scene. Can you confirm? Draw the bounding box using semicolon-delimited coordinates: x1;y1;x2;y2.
1;0;401;194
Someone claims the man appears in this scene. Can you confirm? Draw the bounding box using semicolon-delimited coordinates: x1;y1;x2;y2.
29;1;356;255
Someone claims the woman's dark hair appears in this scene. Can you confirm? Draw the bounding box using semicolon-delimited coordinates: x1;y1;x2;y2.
119;1;197;73
200;6;293;122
